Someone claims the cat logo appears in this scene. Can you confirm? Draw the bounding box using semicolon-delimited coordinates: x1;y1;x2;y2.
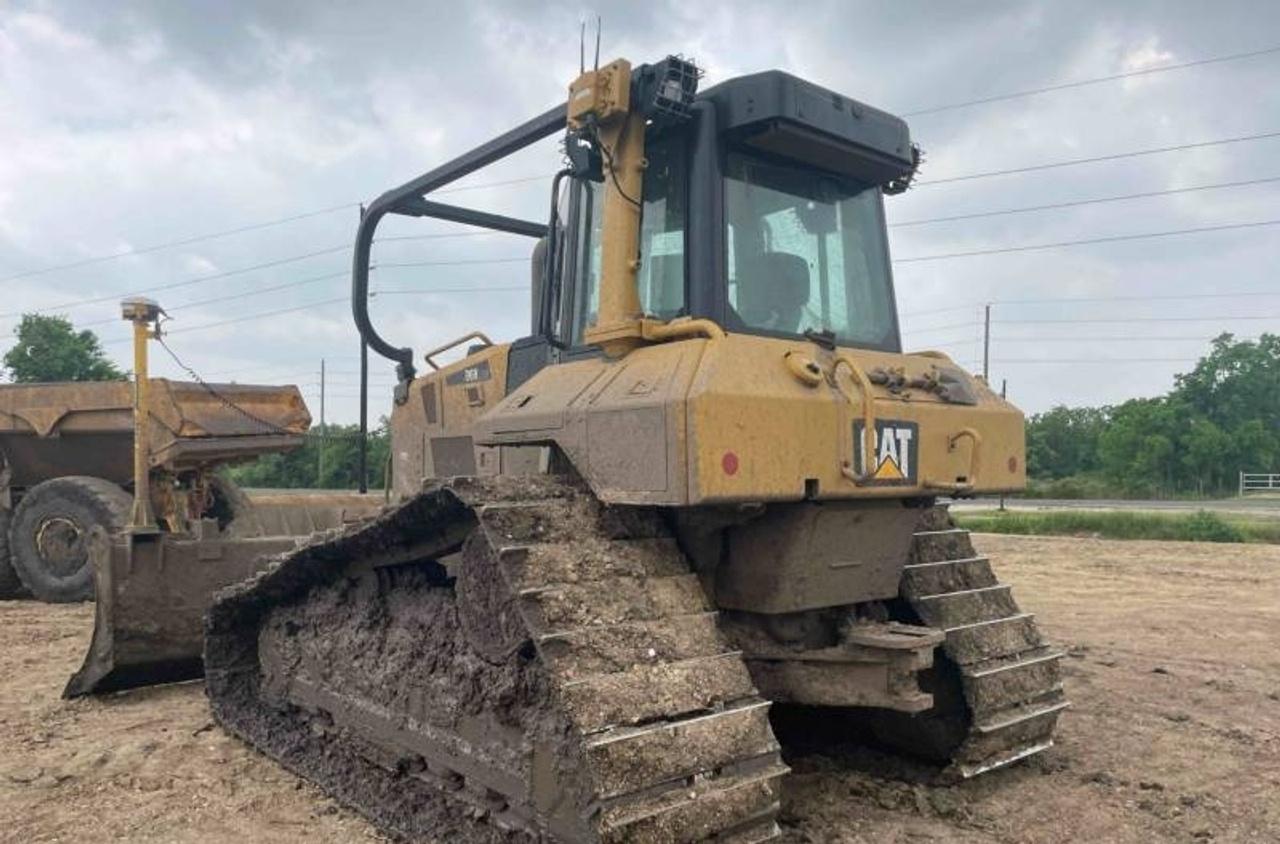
852;420;919;485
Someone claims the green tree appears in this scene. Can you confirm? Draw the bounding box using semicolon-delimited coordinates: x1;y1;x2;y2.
1231;419;1279;476
1097;398;1182;495
227;422;390;490
1175;333;1280;433
1181;418;1232;495
3;314;126;382
1026;405;1109;479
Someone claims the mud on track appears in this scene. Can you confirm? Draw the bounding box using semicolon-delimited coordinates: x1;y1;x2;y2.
1;534;1277;843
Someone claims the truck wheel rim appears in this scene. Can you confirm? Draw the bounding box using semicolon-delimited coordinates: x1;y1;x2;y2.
34;516;86;578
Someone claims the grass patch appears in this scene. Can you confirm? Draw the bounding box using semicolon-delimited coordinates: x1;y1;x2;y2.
955;509;1280;544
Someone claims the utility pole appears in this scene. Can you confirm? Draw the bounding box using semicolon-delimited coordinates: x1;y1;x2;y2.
318;358;326;487
983;303;992;382
999;378;1008;512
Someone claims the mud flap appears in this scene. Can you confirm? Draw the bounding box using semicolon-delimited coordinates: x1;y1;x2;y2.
63;526;297;698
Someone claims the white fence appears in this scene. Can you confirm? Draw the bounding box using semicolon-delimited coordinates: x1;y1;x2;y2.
1239;472;1280;496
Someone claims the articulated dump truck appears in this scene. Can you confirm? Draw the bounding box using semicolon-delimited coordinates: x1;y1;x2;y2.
0;376;307;603
196;58;1067;842
0;312;379;697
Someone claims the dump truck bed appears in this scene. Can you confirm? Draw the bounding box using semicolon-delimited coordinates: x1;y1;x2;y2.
0;380;310;492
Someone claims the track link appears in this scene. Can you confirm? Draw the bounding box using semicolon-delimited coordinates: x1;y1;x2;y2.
206;476;785;842
906;511;1068;777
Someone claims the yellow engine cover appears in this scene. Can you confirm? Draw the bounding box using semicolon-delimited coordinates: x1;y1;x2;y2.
470;332;1024;506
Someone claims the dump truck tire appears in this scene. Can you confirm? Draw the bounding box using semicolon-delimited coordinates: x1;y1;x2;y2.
10;476;132;603
0;507;30;600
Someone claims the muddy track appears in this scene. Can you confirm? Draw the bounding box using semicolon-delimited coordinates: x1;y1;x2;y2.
904;508;1067;777
205;476;785;843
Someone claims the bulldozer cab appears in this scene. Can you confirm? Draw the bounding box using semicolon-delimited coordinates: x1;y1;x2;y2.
559;133;902;352
353;60;916;379
542;64;912;360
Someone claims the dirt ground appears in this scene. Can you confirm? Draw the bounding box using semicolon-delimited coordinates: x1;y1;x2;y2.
0;534;1277;844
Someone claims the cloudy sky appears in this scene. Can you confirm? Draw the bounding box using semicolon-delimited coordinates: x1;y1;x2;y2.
2;0;1278;424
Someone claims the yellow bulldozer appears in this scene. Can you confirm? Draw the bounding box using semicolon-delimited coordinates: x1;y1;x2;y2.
194;56;1063;841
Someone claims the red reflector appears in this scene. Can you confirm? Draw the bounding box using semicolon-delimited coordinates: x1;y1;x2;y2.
722;451;739;476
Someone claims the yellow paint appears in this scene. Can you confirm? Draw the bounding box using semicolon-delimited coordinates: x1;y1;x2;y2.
472;331;1025;506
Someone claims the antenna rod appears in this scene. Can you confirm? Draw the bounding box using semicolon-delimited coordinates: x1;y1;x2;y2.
579;20;585;73
593;15;601;71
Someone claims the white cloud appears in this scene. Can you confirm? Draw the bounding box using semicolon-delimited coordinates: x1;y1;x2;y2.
1;0;1278;419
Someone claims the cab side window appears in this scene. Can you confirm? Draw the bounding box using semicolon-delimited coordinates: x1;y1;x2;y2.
568;134;687;346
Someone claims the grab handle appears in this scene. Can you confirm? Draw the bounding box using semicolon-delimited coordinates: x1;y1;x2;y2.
924;427;982;493
423;331;494;371
832;354;878;486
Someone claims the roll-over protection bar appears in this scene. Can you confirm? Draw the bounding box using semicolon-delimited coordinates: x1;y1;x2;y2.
351;104;567;384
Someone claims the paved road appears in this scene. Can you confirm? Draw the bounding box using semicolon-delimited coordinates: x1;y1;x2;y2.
952;496;1280;519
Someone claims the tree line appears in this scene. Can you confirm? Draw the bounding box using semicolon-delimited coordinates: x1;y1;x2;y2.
224;424;391;491
1026;333;1279;497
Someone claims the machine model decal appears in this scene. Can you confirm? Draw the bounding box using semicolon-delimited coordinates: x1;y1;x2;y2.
853;419;919;485
444;360;492;386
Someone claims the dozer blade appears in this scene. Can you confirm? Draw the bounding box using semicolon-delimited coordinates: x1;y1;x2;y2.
64;492;381;698
62;526;299;697
205;476;787;843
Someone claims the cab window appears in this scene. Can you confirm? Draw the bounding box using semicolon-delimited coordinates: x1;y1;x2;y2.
724;150;897;350
568;135;687;346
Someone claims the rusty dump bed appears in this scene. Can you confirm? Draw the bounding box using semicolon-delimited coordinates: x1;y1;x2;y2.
63;490;382;698
0;379;310;491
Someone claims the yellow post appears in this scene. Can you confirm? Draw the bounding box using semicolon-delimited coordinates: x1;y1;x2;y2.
584;113;647;356
566;58;649;357
121;297;162;532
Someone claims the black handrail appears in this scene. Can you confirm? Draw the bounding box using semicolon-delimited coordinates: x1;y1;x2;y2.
351;103;568;383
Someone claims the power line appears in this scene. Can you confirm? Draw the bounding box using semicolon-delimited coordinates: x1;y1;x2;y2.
996;314;1280;325
165;297;350;336
901;304;982;320
373;257;528;270
901;288;1280;321
1;244;351;320
70;269;351;331
998;288;1280;306
995;357;1198;364
96;260;533;344
11;42;1276;285
0;203;358;284
901;43;1280;117
923;333;1264;345
896;217;1280;263
913;130;1280;186
901;321;980;335
890;176;1280;227
1;175;552;285
371;285;527;297
992;334;1261;343
1;231;507;319
104;296;348;346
